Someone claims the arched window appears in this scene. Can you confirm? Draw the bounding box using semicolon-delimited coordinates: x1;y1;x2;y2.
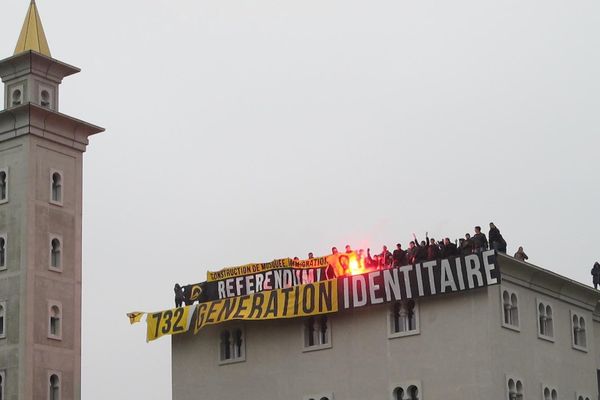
393;383;421;400
49;305;61;339
304;316;330;349
50;238;61;270
219;327;245;363
538;302;554;339
390;300;418;335
50;172;62;204
0;236;6;269
572;312;587;350
0;370;5;400
543;386;558;400
11;89;22;107
502;289;519;329
0;302;5;339
0;170;7;202
507;377;523;400
41;90;50;108
49;374;60;400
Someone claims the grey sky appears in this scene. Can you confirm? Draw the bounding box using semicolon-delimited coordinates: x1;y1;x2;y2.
2;0;600;398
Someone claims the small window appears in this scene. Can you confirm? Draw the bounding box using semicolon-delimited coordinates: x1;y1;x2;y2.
303;316;331;351
389;300;419;338
49;237;62;271
576;394;591;400
542;385;558;400
0;235;6;270
49;373;60;400
537;300;554;341
502;288;520;331
50;171;63;205
219;327;245;364
571;311;587;351
0;370;5;400
40;90;50;108
506;376;523;400
0;301;6;339
11;89;22;107
0;169;7;203
392;382;421;400
48;303;62;340
304;393;334;400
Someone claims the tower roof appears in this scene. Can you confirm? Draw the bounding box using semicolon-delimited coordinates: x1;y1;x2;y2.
14;0;51;57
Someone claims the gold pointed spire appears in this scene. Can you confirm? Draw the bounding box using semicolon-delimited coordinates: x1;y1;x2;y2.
14;0;51;57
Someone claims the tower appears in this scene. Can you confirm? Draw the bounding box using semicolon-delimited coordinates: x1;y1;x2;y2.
0;2;104;399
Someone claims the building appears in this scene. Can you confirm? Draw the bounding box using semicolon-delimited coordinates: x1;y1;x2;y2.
0;2;103;400
172;254;600;400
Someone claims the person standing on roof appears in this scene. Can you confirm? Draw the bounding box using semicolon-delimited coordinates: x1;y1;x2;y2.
591;262;600;290
489;222;507;253
514;246;528;262
472;226;488;253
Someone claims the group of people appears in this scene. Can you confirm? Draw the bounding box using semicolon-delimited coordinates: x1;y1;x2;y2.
318;222;510;271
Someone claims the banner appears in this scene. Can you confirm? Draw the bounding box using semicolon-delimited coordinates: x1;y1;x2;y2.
193;279;338;332
145;304;197;342
133;250;500;342
206;256;329;282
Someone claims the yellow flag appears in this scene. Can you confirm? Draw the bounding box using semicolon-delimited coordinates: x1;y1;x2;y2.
127;312;145;325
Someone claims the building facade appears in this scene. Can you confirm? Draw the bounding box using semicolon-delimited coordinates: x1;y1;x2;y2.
172;254;600;400
0;3;103;400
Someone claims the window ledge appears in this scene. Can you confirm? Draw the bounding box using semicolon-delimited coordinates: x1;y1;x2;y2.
48;266;62;273
0;266;6;272
388;330;420;339
501;323;520;332
218;357;246;366
48;335;62;341
302;342;332;353
49;200;63;207
537;334;555;343
572;344;588;353
0;199;7;205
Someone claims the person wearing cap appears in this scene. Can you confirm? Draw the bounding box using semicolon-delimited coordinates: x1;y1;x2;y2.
489;222;507;253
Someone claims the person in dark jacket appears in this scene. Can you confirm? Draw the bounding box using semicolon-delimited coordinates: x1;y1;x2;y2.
441;237;458;258
489;222;507;253
472;226;488;252
406;241;417;265
174;283;185;308
591;262;600;289
427;238;440;260
413;233;429;263
460;233;473;255
379;245;393;268
392;243;408;267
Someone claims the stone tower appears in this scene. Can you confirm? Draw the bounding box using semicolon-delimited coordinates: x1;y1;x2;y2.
0;2;104;399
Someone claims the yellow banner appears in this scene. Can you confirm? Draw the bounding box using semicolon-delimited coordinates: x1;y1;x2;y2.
206;256;329;282
194;280;338;333
145;304;197;342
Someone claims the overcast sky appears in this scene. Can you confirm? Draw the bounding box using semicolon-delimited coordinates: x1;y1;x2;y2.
2;0;600;398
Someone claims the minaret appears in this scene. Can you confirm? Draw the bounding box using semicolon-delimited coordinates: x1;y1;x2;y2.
0;2;104;400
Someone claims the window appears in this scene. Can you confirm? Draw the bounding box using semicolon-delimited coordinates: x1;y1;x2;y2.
304;393;334;400
542;385;557;400
0;169;7;203
303;316;331;351
49;237;62;271
392;382;421;400
11;88;22;107
48;303;62;340
0;370;5;400
0;235;6;270
502;289;519;331
0;301;5;339
576;394;591;400
219;327;245;364
389;300;419;338
48;373;60;400
50;170;63;205
40;90;50;108
506;376;523;400
571;311;587;351
537;300;554;341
